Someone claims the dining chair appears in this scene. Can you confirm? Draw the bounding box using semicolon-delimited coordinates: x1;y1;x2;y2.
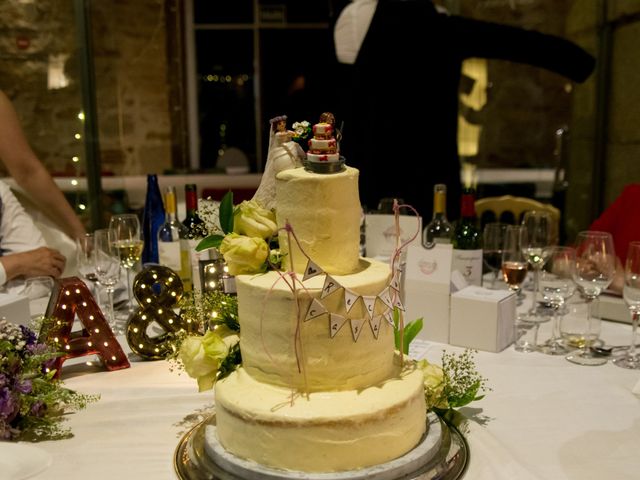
475;195;560;244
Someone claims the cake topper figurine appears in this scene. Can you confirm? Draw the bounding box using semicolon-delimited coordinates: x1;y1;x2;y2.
252;115;306;210
305;112;346;174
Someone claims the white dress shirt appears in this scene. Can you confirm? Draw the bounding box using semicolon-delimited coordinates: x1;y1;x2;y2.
0;180;46;290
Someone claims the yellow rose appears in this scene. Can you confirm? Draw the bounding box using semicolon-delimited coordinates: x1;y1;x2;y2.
233;200;277;239
179;331;229;392
417;359;448;410
219;233;269;275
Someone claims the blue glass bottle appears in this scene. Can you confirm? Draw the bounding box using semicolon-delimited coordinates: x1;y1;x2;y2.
141;174;165;264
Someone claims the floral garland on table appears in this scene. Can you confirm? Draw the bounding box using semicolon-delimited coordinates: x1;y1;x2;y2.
0;319;98;440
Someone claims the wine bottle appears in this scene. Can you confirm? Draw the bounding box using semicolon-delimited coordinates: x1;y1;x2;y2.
182;184;209;292
158;186;192;290
451;187;482;286
141;174;165;264
422;184;452;246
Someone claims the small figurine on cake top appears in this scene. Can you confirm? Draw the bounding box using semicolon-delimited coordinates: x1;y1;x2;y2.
252;115;306;210
305;112;345;174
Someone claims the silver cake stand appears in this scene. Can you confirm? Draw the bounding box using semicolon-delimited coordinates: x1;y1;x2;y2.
174;411;468;480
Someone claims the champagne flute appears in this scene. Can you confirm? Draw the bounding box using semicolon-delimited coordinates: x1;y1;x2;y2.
566;231;616;366
501;225;528;297
94;228;121;333
109;214;143;314
76;233;101;307
612;241;640;369
538;246;576;355
483;222;507;289
521;210;552;322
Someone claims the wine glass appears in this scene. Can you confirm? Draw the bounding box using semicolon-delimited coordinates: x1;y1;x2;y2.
566;231;616;366
521;210;552;322
538;246;576;355
483;222;507;289
109;214;142;314
94;228;121;333
612;241;640;369
76;233;101;307
501;225;528;298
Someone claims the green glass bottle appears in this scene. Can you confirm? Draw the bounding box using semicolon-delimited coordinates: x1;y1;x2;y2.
452;187;482;286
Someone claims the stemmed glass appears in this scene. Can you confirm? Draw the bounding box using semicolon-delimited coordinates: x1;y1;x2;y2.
521;211;552;321
94;228;122;333
501;225;528;298
109;214;142;314
76;233;101;307
483;222;507;289
538;246;576;355
612;241;640;369
566;231;616;366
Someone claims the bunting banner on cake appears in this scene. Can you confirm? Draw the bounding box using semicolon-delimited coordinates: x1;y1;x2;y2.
350;318;366;342
362;296;377;320
383;311;394;327
304;298;328;322
369;315;383;339
321;275;341;299
344;288;360;313
302;259;325;282
389;273;402;292
329;313;347;338
379;288;393;309
393;297;406;312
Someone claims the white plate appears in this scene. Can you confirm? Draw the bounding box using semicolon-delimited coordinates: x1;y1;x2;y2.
0;443;52;480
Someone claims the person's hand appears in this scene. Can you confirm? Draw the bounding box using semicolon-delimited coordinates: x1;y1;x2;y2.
1;247;66;281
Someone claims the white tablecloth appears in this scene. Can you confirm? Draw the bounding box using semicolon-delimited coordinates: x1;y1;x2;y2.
13;299;640;480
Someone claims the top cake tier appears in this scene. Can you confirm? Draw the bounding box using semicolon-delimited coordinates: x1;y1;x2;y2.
276;166;361;275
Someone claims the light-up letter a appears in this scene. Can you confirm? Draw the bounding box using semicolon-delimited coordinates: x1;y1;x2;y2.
38;277;130;378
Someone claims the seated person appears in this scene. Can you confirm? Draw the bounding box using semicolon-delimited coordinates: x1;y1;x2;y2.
588;183;640;293
0;180;66;294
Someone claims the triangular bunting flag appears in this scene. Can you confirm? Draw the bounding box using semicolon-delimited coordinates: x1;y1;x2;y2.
344;289;360;313
362;296;377;319
304;298;327;322
393;297;406;312
369;315;383;339
321;275;341;299
383;311;394;327
378;287;393;309
390;273;401;292
329;313;347;338
350;318;366;342
302;259;324;281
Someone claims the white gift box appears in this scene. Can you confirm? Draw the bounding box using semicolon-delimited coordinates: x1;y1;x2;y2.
0;293;31;327
404;244;453;344
449;285;516;352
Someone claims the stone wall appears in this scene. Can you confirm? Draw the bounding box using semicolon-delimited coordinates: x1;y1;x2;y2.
0;0;174;177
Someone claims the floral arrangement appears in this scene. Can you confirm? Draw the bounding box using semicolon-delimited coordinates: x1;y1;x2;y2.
0;319;98;440
169;291;241;392
417;349;489;414
196;191;283;275
291;120;312;151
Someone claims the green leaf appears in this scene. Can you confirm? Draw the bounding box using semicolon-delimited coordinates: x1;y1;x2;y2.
402;317;423;354
196;235;224;251
219;191;234;234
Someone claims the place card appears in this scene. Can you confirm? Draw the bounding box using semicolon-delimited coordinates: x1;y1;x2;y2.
403;243;453;344
365;213;422;261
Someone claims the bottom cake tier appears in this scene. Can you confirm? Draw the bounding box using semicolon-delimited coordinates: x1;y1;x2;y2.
214;358;427;473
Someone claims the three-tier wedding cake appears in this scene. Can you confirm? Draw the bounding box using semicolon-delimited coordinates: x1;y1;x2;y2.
210;117;427;473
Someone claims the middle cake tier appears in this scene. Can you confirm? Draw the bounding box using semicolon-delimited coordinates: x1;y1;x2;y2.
237;257;394;391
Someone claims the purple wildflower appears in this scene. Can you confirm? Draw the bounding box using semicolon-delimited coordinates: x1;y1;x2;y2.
19;325;37;347
30;400;47;418
0;387;19;423
15;379;32;394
